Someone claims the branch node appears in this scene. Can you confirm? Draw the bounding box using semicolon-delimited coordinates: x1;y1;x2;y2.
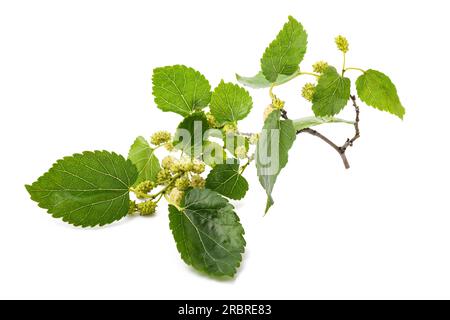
294;95;361;169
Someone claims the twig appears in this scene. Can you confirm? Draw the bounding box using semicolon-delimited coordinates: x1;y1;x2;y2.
340;95;360;152
299;128;351;169
237;131;254;138
284;95;361;169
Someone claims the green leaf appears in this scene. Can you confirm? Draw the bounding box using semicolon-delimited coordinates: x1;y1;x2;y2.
261;16;308;82
206;164;249;200
236;70;299;89
312;66;351;116
356;69;405;119
210;81;253;124
25;151;138;227
169;188;245;277
174;112;211;156
128;136;160;186
292;116;354;131
152;65;211;117
256;110;296;213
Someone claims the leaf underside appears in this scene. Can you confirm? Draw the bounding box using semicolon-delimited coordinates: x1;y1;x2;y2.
236;70;299;89
169;188;246;277
128;136;160;186
256;110;296;213
26;151;138;227
292;116;354;131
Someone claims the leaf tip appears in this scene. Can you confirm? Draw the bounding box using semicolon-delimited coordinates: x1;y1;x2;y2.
24;184;33;195
264;197;274;214
397;107;406;120
287;15;297;22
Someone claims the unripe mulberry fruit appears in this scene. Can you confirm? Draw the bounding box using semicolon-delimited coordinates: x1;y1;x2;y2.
301;83;316;102
312;61;329;74
168;188;185;206
335;35;349;53
175;176;190;191
150;131;172;146
191;175;206;189
137;200;157;216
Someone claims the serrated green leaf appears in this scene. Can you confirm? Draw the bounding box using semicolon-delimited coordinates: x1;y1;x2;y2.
206;164;249;200
210;81;253;124
174;112;211;156
26;151;138;227
312;66;351;116
256;110;296;213
169;188;245;277
152;65;211;117
356;69;405;119
236;70;299;89
292;116;354;131
128;136;160;186
261;16;308;82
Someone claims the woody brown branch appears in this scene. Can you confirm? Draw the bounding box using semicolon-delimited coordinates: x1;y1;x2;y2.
288;95;361;169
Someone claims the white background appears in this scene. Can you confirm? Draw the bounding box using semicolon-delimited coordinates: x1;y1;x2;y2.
1;0;449;299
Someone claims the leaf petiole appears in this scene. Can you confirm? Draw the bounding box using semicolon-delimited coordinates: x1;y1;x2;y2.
151;173;182;197
130;173;182;200
342;52;347;76
154;193;164;203
239;160;251;175
129;187;153;199
271;70;319;89
269;84;276;100
298;71;320;78
269;70;320;99
344;67;366;74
